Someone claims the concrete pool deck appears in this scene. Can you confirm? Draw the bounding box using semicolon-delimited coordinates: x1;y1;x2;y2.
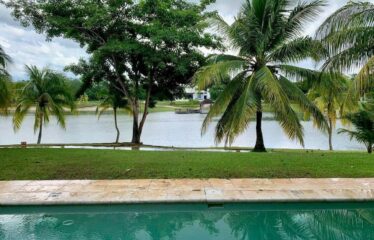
1;178;374;205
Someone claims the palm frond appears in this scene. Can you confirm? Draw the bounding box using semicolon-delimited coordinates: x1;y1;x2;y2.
206;12;232;45
355;55;374;95
280;76;328;132
202;71;248;134
286;0;327;39
13;65;75;133
270;37;326;63
194;55;247;90
0;76;12;114
214;73;258;145
278;64;321;85
256;66;304;145
322;42;374;73
0;45;12;70
316;1;373;39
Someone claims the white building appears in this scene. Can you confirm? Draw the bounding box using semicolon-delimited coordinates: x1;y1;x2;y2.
184;87;211;100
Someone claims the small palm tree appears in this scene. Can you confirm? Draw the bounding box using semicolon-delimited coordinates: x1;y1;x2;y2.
307;73;350;150
317;1;374;96
338;104;374;154
0;45;12;113
96;86;131;143
194;0;328;152
13;66;75;144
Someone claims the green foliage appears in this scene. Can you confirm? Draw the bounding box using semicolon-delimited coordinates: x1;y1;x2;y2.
194;0;328;150
0;45;12;113
4;0;221;143
13;66;75;144
96;85;131;118
338;104;374;153
306;72;351;150
317;1;374;96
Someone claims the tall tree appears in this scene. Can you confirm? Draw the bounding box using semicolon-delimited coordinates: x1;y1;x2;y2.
317;1;374;96
307;73;350;150
3;0;220;144
0;45;12;113
194;0;328;151
13;66;75;144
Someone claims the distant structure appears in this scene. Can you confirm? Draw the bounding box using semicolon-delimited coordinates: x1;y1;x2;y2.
199;97;213;114
184;87;210;101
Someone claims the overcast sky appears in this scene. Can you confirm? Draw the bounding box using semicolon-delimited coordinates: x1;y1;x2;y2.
0;0;372;81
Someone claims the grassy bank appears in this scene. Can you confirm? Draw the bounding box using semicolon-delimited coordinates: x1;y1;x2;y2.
0;148;372;180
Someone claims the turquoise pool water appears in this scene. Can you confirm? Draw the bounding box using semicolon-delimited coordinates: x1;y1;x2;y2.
1;202;374;239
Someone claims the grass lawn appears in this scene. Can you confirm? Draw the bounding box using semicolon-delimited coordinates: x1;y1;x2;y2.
0;148;373;180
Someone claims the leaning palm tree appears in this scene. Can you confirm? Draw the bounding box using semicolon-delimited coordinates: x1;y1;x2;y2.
316;1;374;96
338;104;374;154
0;45;12;113
194;0;328;152
96;86;131;143
307;73;350;150
13;66;75;144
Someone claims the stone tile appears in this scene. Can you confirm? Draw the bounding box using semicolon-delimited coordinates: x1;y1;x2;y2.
204;187;245;202
25;180;69;186
230;179;273;190
1;178;374;205
207;179;236;190
166;189;206;202
0;192;50;205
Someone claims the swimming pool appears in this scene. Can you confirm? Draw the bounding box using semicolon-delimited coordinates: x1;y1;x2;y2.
1;202;373;239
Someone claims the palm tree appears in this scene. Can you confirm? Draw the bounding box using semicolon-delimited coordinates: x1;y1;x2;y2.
194;0;328;152
96;86;131;143
338;104;374;154
317;1;374;96
13;66;75;144
307;73;350;150
0;45;12;113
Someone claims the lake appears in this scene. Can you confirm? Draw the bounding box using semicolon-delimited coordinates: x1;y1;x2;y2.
0;112;363;150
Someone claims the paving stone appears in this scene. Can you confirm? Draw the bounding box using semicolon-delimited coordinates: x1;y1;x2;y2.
1;178;374;205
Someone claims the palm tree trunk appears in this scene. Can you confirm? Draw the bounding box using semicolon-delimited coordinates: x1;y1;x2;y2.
253;110;266;152
328;117;333;151
113;107;120;143
37;113;43;144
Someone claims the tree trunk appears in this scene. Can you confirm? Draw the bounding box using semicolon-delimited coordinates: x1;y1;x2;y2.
131;70;153;146
368;144;373;154
253;111;266;152
113;107;120;143
328;117;333;151
37;113;43;144
131;112;141;144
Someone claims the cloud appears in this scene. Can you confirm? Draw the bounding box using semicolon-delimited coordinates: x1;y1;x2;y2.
0;5;86;80
1;0;373;80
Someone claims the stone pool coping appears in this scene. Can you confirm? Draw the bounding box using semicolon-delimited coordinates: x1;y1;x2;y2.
1;178;374;205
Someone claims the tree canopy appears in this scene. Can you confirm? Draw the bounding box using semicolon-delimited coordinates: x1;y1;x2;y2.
194;0;328;151
4;0;221;143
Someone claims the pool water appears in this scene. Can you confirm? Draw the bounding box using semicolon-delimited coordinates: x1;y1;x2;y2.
1;202;374;240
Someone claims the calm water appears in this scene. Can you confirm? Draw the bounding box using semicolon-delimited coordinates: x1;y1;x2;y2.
0;112;363;150
1;203;374;240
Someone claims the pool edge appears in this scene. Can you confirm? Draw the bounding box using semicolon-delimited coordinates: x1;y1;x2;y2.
1;178;374;206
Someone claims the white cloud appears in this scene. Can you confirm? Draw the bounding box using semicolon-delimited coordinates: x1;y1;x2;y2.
0;5;86;80
0;0;373;80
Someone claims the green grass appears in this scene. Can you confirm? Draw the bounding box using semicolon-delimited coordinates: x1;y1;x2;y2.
0;148;373;180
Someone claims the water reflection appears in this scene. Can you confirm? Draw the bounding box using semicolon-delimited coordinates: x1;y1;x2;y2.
0;112;364;150
1;206;374;239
